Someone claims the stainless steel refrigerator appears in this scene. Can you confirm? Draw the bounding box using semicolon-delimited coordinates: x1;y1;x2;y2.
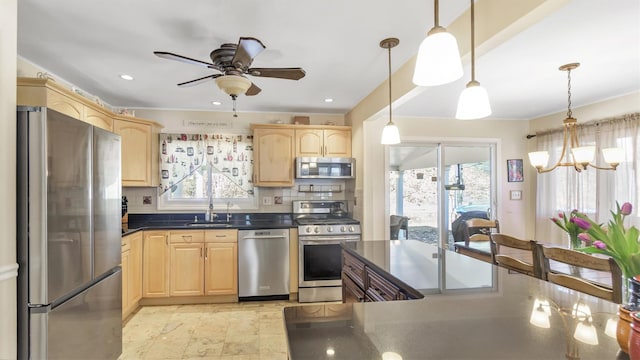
17;107;123;359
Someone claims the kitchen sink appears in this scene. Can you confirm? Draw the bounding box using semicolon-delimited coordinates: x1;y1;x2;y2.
186;222;234;228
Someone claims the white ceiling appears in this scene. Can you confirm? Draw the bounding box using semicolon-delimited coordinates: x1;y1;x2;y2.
17;0;640;120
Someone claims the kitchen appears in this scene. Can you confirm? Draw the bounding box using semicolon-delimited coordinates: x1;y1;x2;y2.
2;0;640;359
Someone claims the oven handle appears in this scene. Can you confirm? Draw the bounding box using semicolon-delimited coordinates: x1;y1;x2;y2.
299;237;360;243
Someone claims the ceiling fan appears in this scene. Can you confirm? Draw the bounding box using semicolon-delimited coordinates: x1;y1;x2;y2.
154;37;306;105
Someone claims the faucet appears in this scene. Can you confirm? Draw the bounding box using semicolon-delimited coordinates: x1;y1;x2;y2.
226;201;232;222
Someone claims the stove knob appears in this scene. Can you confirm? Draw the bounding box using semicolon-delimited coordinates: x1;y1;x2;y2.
340;226;347;232
314;226;320;234
306;227;313;234
327;226;334;233
348;226;355;232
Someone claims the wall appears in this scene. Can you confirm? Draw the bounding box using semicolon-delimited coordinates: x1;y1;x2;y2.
126;108;350;214
1;1;17;358
362;114;531;242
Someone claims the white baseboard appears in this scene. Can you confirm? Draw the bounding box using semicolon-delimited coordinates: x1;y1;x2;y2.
0;263;19;282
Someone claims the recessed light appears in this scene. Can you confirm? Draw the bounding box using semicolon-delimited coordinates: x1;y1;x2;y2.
119;74;134;81
211;101;222;106
324;98;334;103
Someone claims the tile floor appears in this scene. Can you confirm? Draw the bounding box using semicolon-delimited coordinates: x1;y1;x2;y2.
120;301;297;360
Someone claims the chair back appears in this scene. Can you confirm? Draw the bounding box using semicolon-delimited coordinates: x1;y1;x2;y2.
490;234;542;278
463;218;499;244
539;245;622;303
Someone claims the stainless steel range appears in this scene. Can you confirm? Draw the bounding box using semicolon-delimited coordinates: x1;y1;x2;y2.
294;200;361;303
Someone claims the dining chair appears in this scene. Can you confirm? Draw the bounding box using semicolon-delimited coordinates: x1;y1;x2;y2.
539;245;622;303
453;218;499;263
489;233;542;278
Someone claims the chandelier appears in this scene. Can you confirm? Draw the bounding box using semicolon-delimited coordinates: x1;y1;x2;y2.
528;63;624;173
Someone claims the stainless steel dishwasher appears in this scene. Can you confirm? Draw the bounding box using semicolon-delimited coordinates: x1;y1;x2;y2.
238;229;290;300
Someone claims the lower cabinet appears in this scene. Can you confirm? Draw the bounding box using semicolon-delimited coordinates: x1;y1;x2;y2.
122;231;143;319
170;242;205;296
341;249;422;303
143;231;170;298
205;242;238;295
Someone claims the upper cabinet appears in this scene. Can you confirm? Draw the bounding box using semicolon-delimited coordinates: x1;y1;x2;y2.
295;127;352;158
251;125;296;187
113;116;162;187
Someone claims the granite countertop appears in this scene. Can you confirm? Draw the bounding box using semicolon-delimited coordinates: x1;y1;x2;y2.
285;240;625;360
122;212;294;236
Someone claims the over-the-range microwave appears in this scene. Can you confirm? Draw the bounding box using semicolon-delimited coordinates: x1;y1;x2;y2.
295;157;355;179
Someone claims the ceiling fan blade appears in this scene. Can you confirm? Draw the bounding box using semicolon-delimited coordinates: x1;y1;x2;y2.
248;67;306;80
177;74;221;87
246;82;262;96
154;51;216;69
231;37;266;70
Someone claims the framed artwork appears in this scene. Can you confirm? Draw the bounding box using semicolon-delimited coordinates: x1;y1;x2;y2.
507;159;524;182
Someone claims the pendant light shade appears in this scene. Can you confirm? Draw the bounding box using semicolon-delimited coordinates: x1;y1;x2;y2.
413;0;463;86
380;37;401;145
456;0;491;120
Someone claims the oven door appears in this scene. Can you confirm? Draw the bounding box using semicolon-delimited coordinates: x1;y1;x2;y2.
298;235;360;288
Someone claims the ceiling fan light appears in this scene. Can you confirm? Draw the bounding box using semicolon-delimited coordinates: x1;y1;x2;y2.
215;75;252;96
602;147;625;165
528;151;549;169
412;28;463;86
456;81;492;120
571;146;596;165
381;122;401;145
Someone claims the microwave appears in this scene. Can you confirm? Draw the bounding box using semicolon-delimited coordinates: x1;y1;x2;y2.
296;157;355;179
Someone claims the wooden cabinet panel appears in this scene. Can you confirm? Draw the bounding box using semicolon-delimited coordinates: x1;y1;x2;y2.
170;230;205;243
46;88;85;120
342;272;364;303
204;243;238;295
170;243;205;296
143;231;170;297
365;268;400;301
129;232;143;304
114;119;152;187
343;251;365;289
295;128;351;158
121;248;130;314
85;106;113;131
253;127;295;187
289;228;299;294
204;229;238;243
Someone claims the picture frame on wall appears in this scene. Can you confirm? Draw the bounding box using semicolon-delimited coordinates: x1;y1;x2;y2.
507;159;524;182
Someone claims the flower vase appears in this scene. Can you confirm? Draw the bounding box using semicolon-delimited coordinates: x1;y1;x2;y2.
568;233;581;249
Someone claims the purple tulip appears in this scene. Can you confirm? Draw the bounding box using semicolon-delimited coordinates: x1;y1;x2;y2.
570;217;591;230
578;233;590;242
621;202;633;216
593;240;606;250
558;212;565;219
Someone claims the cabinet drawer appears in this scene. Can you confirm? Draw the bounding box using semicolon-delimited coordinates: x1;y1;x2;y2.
121;236;131;252
343;251;365;288
366;268;400;302
205;229;238;243
342;272;365;303
170;230;205;243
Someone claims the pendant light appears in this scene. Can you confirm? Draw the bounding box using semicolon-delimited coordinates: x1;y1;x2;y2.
380;38;401;145
456;0;492;120
528;63;625;173
412;0;463;86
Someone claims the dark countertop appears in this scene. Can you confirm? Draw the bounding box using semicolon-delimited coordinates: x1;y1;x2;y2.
285;240;625;360
122;212;294;236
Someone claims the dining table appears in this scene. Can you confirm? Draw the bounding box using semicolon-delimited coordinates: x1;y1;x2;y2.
283;240;628;359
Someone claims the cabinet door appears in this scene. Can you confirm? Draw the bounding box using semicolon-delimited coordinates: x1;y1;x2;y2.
204;243;238;295
324;129;352;157
121;249;130;315
114;119;151;186
253;128;295;186
85;106;113;131
170;243;205;296
46;88;84;120
143;231;170;297
129;232;143;304
295;129;324;157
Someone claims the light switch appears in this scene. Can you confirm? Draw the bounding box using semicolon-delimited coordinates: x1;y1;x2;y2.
510;190;522;200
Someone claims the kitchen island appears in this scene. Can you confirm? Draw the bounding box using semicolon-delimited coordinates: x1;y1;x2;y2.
284;240;626;359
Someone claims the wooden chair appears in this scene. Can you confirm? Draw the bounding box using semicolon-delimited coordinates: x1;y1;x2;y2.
490;233;542;278
539;245;622;303
453;218;499;263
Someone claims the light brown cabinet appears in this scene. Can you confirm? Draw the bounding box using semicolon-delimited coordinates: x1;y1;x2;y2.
122;231;143;318
142;231;170;298
114;117;161;187
204;242;237;295
170;243;205;296
251;125;296;187
295;128;352;158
